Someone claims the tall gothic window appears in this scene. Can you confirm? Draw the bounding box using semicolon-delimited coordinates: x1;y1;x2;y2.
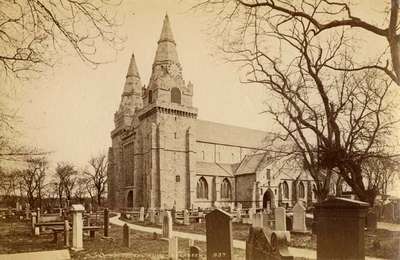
171;87;181;104
282;181;289;199
298;182;305;198
148;90;153;103
221;178;232;199
196;177;208;199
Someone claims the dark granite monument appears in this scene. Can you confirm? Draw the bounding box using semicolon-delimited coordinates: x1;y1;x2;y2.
315;197;369;260
205;209;233;260
123;223;130;248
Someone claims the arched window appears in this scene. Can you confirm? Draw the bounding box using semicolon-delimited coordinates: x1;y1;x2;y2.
148;90;153;103
196;177;208;199
221;178;232;199
282;181;289;199
171;87;181;104
298;182;305;198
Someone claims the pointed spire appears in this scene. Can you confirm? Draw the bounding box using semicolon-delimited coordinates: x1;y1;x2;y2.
126;53;140;78
158;13;175;45
153;14;180;65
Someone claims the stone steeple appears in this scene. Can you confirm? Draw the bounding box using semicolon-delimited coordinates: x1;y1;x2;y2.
119;53;143;112
153;14;180;67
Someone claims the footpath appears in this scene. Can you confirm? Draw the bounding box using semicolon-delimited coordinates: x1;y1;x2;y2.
110;214;386;260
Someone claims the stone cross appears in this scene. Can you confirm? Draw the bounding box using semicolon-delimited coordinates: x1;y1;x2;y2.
293;202;307;232
168;236;178;260
162;211;173;239
104;208;109;237
123;223;131;248
70;204;85;251
183;209;190;225
205;209;233;260
274;207;286;231
139;207;145;222
189;246;201;260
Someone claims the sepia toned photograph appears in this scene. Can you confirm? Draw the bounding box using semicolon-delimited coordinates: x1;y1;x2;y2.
1;1;400;259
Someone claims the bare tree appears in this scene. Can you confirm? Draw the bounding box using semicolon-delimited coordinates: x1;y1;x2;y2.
19;157;48;209
196;0;400;85
196;1;398;205
0;0;124;79
55;162;77;207
84;153;108;207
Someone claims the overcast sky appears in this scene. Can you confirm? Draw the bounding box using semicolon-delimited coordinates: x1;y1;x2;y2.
13;0;269;168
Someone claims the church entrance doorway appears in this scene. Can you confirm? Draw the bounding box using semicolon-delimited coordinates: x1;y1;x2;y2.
127;191;133;208
262;189;274;209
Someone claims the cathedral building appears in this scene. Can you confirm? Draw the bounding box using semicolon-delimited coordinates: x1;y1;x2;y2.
107;15;316;210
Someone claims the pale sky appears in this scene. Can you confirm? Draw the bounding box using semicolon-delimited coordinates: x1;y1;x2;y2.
13;0;269;168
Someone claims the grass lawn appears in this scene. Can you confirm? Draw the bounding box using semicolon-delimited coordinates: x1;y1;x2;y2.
123;217;400;259
0;216;245;259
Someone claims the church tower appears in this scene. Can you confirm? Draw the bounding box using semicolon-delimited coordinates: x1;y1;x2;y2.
136;14;198;209
109;53;143;209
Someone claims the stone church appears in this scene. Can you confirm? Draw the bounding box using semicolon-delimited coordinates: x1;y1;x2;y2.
107;15;317;210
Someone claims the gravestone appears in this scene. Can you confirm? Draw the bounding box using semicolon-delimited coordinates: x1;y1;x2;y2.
366;210;377;231
183;209;190;225
293;202;307;232
31;212;37;233
162;211;173;239
275;207;286;231
36;208;41;223
205;209;233;260
246;227;293;260
64;220;70;247
248;208;256;224
171;208;176;223
155;211;162;226
383;203;395;222
262;212;270;229
70;204;85;251
139;207;145;222
237;203;242;211
315;197;368;260
252;212;263;228
168;236;178;260
149;208;155;224
189;246;201;260
123;224;130;248
104;208;109;237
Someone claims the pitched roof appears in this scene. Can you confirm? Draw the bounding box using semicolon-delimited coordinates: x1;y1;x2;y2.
195;119;269;149
196;161;236;177
153;14;180;65
235;153;270;175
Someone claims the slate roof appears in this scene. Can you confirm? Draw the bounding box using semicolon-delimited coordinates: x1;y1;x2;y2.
234;152;270;175
195;119;269;149
196;161;237;177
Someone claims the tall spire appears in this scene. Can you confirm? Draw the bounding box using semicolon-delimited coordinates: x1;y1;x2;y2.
153;14;180;65
123;53;142;95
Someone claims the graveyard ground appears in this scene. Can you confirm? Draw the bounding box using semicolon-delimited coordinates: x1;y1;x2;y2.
123;218;400;259
0;218;245;259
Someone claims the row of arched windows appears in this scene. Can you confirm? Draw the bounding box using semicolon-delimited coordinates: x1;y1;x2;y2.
196;177;232;200
280;181;306;199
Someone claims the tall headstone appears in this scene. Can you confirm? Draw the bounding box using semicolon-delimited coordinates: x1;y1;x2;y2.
248;208;256;224
262;212;270;229
104;208;109;237
31;212;37;232
252;213;263;228
70;204;85;251
205;209;233;260
168;236;178;260
275;207;286;231
383;202;395;222
123;224;131;248
139;207;145;222
36;208;40;223
315;197;368;260
149;208;155;224
64;220;70;247
190;246;201;260
293;202;307;232
162;211;173;239
183;209;190;225
366;210;377;232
